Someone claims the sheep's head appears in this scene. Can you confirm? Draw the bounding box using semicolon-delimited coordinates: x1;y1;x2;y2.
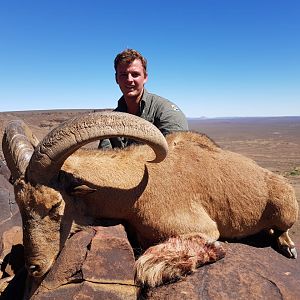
14;179;66;277
2;111;168;277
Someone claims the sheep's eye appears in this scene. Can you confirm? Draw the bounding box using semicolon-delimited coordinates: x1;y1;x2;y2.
49;200;62;214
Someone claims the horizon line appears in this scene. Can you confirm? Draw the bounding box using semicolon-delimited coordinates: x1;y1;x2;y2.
0;108;299;120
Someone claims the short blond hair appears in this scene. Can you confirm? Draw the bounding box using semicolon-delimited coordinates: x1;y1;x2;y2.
114;49;147;75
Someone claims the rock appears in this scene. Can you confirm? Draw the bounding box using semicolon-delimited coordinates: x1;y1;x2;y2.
0;160;10;181
0;174;11;192
1;226;22;258
0;267;27;300
0;226;23;276
0;275;14;295
0;162;24;298
1;228;300;299
0;226;24;298
143;238;300;299
0;175;22;265
26;225;137;299
0;174;22;241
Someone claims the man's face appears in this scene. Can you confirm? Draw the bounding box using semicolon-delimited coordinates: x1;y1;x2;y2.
116;59;148;101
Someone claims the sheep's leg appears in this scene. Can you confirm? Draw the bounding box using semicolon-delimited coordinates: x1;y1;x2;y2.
135;233;226;287
273;229;297;259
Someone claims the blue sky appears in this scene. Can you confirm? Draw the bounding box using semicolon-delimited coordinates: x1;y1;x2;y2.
0;0;299;118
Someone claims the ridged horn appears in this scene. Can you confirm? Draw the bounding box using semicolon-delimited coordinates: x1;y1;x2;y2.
26;111;169;185
2;120;39;182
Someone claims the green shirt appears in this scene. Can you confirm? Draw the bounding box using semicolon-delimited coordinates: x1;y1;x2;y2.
99;89;188;149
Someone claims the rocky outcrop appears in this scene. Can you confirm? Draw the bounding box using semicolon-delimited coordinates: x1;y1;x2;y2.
0;161;22;240
144;239;300;300
0;161;10;182
1;223;300;299
0;161;22;274
25;225;137;299
1;225;138;300
0;161;24;297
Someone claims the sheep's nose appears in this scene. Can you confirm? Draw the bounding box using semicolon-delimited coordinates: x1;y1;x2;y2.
28;265;40;276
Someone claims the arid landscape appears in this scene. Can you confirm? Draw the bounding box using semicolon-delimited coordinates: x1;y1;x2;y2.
0;110;299;299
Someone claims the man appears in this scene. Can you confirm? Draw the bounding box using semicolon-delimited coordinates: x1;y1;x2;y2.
99;49;188;149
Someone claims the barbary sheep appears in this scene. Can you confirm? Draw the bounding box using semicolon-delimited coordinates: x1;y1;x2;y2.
2;111;298;288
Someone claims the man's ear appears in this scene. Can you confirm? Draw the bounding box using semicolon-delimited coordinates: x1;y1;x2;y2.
143;72;148;84
115;73;118;84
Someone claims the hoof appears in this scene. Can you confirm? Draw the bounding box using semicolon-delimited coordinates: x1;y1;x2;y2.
280;246;297;259
290;247;297;259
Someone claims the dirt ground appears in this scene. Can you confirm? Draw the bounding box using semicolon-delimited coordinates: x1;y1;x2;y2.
1;111;299;240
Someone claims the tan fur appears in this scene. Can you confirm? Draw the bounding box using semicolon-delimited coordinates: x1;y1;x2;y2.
135;234;226;287
10;131;298;285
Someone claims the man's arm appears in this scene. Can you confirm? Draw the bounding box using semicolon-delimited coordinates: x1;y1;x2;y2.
98;137;126;149
154;100;189;136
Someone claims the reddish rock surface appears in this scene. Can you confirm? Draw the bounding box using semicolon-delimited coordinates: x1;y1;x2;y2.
144;239;300;300
26;225;137;300
0;226;23;275
0;161;10;182
0;163;21;240
3;229;297;300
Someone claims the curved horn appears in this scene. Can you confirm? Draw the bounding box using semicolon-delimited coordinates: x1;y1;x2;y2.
26;111;168;185
2;120;39;182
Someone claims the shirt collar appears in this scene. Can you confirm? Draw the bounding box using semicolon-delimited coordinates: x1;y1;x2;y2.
117;89;150;115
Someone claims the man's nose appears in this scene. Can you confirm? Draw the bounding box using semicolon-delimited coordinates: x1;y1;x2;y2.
126;74;133;81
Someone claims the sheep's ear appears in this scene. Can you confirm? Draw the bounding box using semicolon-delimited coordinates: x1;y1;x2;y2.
69;185;97;196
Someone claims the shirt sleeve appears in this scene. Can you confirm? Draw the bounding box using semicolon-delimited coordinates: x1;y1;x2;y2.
98;137;126;149
154;99;189;135
98;104;127;149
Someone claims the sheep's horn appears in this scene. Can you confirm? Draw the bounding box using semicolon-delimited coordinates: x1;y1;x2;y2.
2;120;39;182
26;111;169;185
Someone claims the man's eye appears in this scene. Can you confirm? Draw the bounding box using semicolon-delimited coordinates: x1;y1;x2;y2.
132;73;140;78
